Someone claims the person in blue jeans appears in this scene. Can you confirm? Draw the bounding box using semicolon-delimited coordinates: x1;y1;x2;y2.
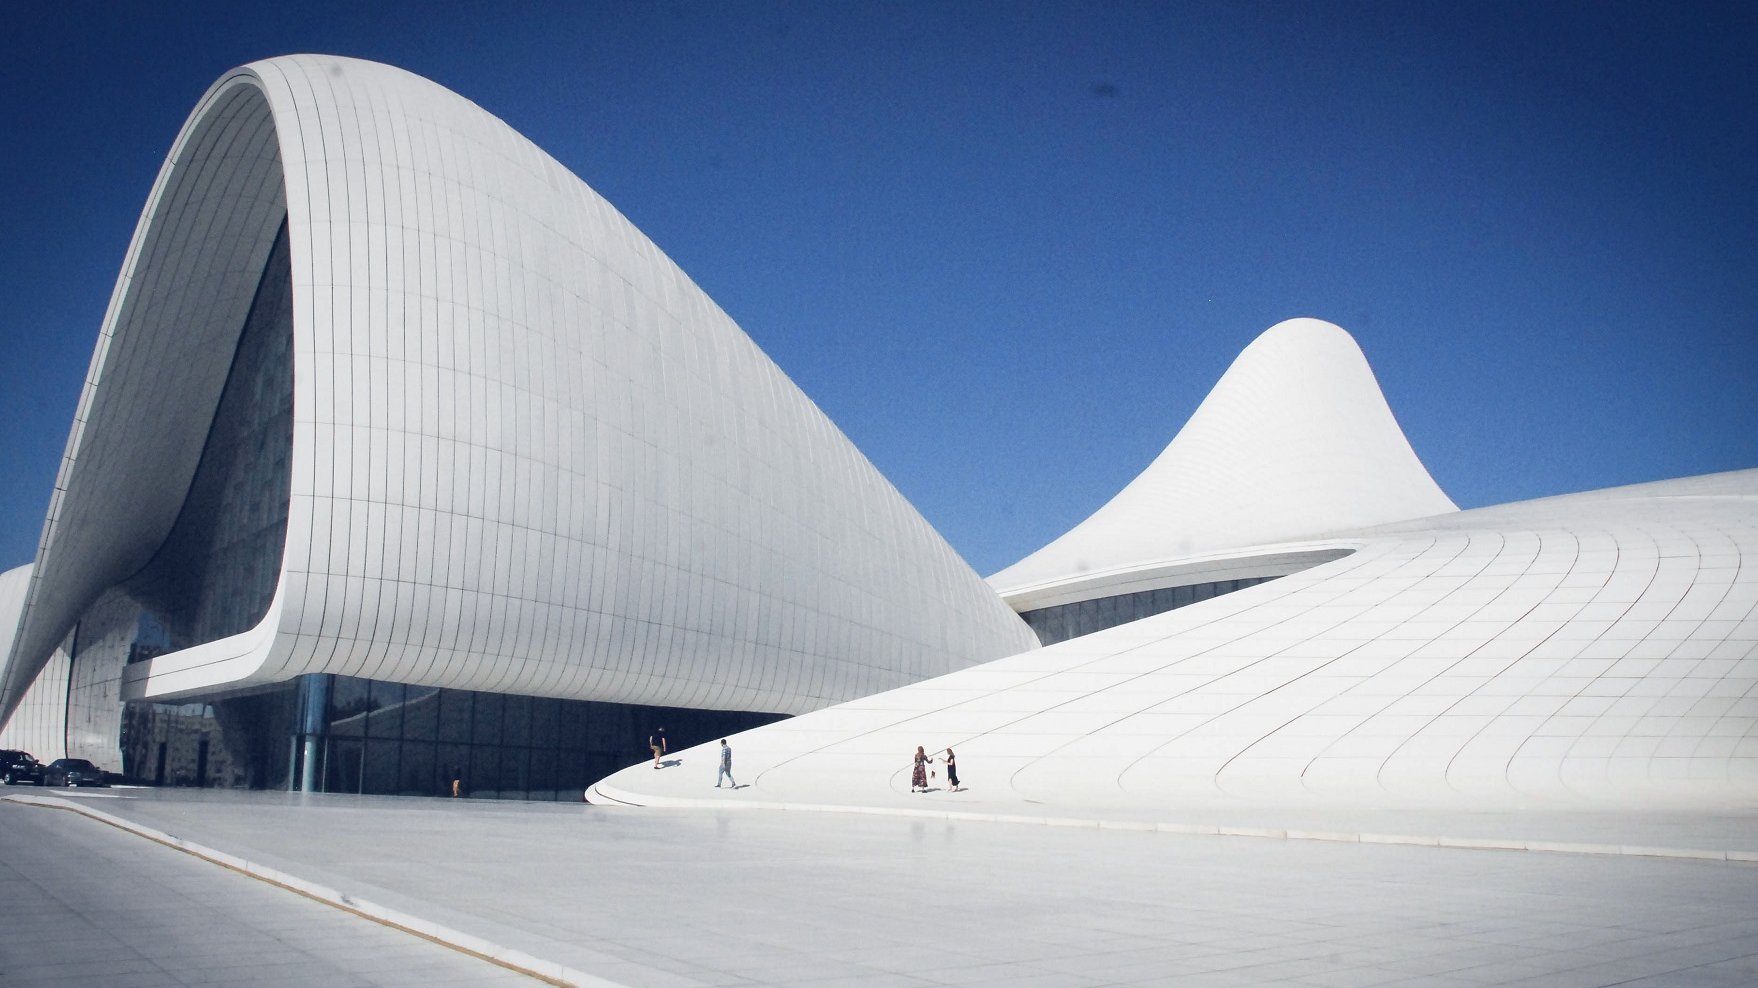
716;739;737;788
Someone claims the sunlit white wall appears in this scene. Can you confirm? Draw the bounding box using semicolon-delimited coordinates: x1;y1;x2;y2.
1;55;1036;730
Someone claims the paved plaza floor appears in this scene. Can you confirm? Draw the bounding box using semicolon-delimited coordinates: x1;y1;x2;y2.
1;786;1756;987
0;798;537;987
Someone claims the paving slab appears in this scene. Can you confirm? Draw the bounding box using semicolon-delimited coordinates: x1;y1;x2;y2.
0;799;540;987
5;787;1758;987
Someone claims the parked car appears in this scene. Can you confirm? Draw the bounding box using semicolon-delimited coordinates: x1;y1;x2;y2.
1;750;44;786
42;758;107;788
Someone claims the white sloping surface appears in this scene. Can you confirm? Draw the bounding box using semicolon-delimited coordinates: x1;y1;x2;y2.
990;318;1457;599
596;470;1758;813
2;54;1036;723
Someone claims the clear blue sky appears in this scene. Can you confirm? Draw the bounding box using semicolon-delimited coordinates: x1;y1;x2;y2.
2;2;1754;578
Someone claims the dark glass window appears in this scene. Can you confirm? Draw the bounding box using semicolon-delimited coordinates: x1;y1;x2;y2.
440;744;471;793
472;692;504;747
587;701;624;752
498;746;530;798
530;697;559;746
501;695;532;748
438;691;472;743
556;702;588;752
363;739;399;793
470;746;499;798
527;746;556;799
325;739;364;794
402;687;440;741
125;220;295;652
554;749;590;793
400;740;435;796
368;681;405;739
124;671;784;802
1020;575;1285;646
329;677;370;737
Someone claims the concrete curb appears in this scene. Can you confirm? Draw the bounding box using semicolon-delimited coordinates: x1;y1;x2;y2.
585;783;1756;864
2;794;624;988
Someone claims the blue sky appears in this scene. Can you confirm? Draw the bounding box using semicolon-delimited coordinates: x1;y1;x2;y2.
2;2;1754;577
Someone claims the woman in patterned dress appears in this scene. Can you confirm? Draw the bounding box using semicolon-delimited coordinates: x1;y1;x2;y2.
911;745;929;792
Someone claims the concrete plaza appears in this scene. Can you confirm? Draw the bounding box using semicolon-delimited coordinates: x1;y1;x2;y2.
0;797;533;987
2;786;1756;986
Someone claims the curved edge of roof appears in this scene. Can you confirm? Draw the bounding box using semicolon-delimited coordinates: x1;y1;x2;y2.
2;54;1039;726
0;66;289;723
592;468;1758;814
989;317;1457;601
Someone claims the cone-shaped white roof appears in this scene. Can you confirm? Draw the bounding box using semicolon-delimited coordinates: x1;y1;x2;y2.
990;318;1456;597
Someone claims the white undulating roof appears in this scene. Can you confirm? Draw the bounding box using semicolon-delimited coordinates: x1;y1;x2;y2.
0;55;1036;726
594;468;1758;812
990;318;1458;610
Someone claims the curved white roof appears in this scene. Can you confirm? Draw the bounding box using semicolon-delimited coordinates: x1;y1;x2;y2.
990;318;1457;607
594;469;1758;812
0;55;1036;724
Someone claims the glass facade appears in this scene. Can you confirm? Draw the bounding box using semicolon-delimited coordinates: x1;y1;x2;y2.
1019;576;1280;646
129;219;294;653
72;217;784;800
57;223;295;773
120;674;783;799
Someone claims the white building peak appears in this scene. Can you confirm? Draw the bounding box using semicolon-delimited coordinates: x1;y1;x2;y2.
989;317;1457;596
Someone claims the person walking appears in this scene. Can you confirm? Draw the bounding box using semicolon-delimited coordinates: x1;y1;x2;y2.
942;747;960;791
715;739;736;788
650;726;667;768
911;745;930;792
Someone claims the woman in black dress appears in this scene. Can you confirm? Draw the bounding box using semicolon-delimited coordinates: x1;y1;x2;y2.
942;747;960;791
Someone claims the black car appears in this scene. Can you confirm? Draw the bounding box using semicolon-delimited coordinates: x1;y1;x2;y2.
42;758;107;788
1;750;44;786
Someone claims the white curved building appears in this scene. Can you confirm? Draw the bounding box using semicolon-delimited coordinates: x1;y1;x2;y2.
0;55;1034;793
992;318;1459;642
592;324;1758;814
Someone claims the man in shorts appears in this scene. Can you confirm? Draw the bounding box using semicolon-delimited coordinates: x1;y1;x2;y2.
649;727;667;768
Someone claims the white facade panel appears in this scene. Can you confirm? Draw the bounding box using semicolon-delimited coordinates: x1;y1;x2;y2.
0;565;69;761
0;55;1036;730
594;326;1758;813
991;318;1458;608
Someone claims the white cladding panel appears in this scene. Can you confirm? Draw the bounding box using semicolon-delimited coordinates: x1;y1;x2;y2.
990;318;1458;605
597;470;1758;811
0;55;1035;725
0;565;69;760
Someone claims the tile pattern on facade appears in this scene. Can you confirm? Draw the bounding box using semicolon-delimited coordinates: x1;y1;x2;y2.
597;470;1758;811
0;55;1036;732
0;565;69;759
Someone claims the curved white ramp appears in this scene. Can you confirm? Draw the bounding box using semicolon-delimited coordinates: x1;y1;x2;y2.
595;471;1758;815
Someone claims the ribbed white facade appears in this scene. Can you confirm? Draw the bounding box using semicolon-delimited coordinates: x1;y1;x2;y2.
594;325;1758;812
0;565;68;759
0;54;1036;738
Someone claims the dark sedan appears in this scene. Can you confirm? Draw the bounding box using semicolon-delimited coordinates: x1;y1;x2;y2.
1;749;44;786
42;758;107;787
